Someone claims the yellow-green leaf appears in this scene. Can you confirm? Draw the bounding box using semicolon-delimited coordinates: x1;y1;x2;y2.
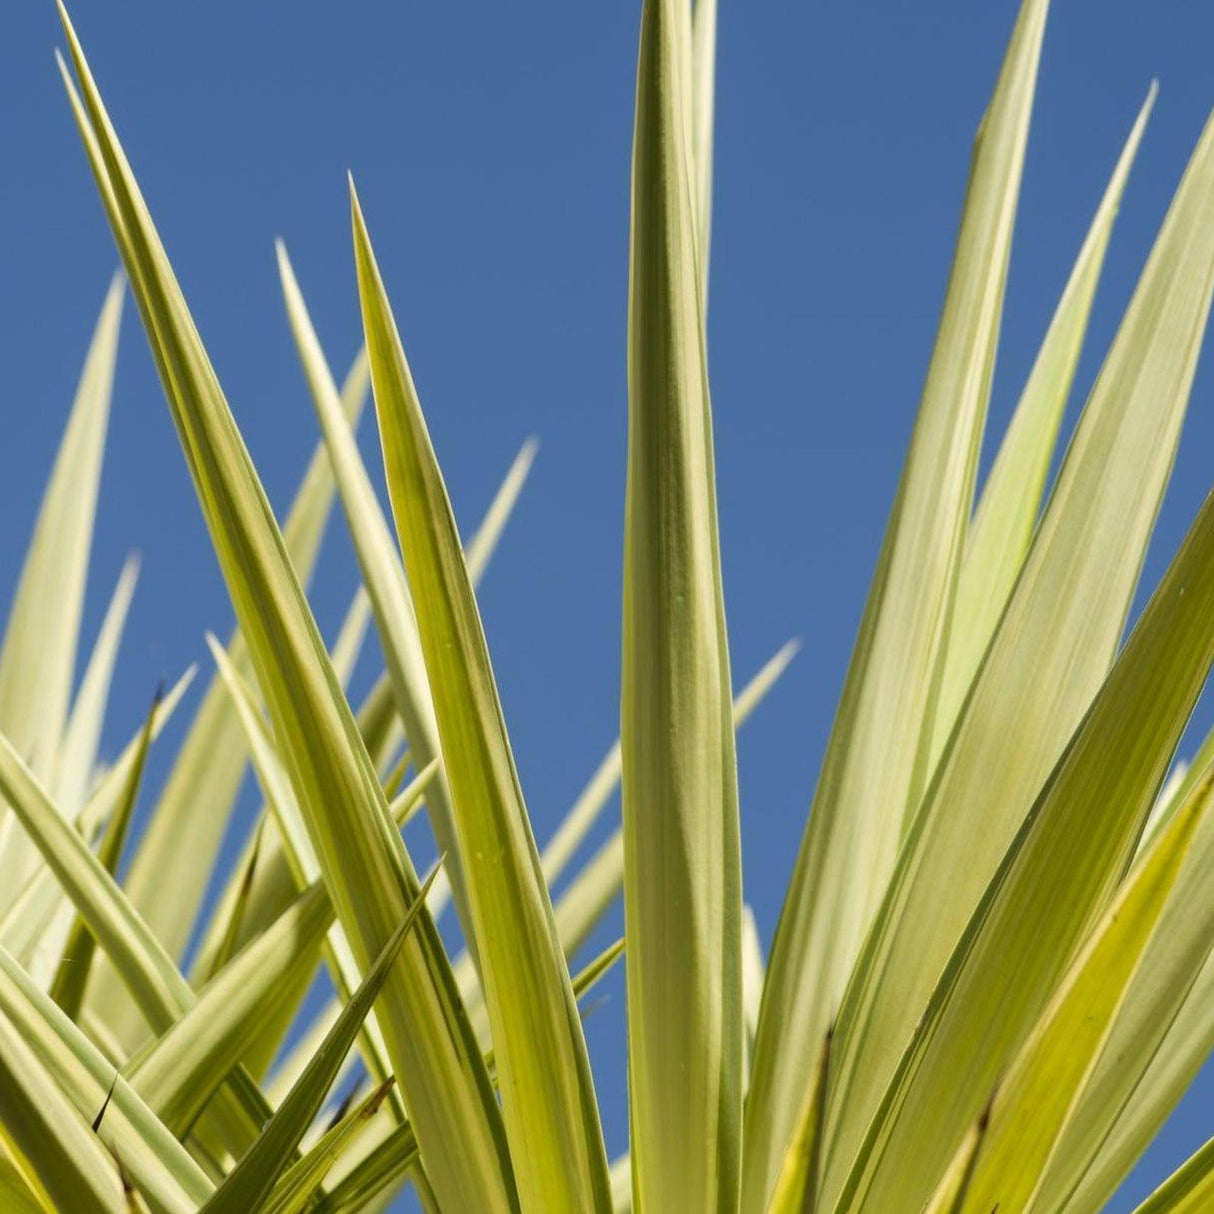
927;86;1154;770
353;177;611;1214
0;274;123;907
954;772;1210;1212
200;883;432;1214
0;1010;129;1214
56;14;518;1210
764;1030;831;1214
831;468;1214;1213
625;2;744;1207
1131;1135;1214;1214
0;946;211;1213
743;4;1048;1203
820;94;1214;1211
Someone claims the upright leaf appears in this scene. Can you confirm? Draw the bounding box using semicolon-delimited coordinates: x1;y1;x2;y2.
0;946;212;1213
691;0;717;296
820;98;1214;1209
743;5;1048;1204
624;1;742;1211
49;683;158;1020
927;88;1153;768
57;15;518;1212
1131;1136;1214;1214
831;469;1214;1213
353;180;611;1214
1034;771;1214;1211
56;554;140;816
100;338;369;1008
951;773;1209;1213
278;243;466;933
0;274;122;907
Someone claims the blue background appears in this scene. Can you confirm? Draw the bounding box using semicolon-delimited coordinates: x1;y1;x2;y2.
2;2;1213;1209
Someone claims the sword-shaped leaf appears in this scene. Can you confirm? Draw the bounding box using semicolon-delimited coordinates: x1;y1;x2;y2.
1131;1135;1214;1214
259;1080;396;1214
199;881;432;1214
100;344;368;1013
56;15;518;1210
948;771;1208;1213
821;96;1214;1209
744;4;1048;1203
1033;770;1214;1211
0;274;122;907
831;469;1214;1212
88;348;370;1051
56;554;140;816
927;87;1153;768
353;177;611;1214
623;1;744;1208
49;682;158;1020
278;242;466;930
764;1030;831;1214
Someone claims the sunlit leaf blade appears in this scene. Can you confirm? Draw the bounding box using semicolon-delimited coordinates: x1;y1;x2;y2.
764;1030;830;1214
88;349;370;1053
215;761;440;1101
95;339;368;1040
259;1080;395;1214
948;772;1208;1213
541;639;797;891
309;1123;420;1214
1131;1135;1214;1214
125;877;331;1137
0;668;193;972
610;1156;633;1214
690;0;717;297
189;593;377;983
624;2;745;1209
199;883;432;1214
49;682;158;1020
742;3;1048;1203
927;86;1154;769
353;177;611;1214
278;242;464;931
0;1010;129;1214
536;644;796;1023
56;553;140;816
0;273;122;907
0;946;211;1213
464;438;538;585
205;632;398;1112
1034;770;1214;1211
0;731;190;1029
831;469;1214;1213
1060;949;1214;1213
821;97;1214;1209
0;721;272;1158
572;938;626;1000
56;14;517;1210
741;907;764;1088
310;940;623;1214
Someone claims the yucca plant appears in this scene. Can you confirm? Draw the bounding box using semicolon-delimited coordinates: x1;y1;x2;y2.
4;0;1214;1211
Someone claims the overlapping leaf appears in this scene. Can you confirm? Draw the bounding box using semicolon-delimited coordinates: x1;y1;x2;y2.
56;11;518;1210
353;178;611;1213
743;4;1048;1203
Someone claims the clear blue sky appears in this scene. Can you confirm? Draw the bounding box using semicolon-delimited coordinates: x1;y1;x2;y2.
3;2;1213;1209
